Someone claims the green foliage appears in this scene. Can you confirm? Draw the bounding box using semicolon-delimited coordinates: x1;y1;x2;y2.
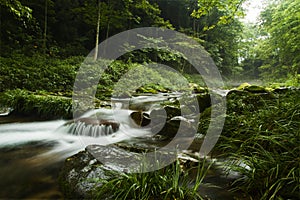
0;89;72;119
217;90;300;199
93;157;211;200
202;16;243;76
191;0;245;31
0;54;83;93
1;0;172;57
242;0;300;81
0;0;32;19
0;54;193;100
110;63;190;97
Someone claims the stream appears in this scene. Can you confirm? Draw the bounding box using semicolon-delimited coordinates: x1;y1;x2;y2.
0;93;177;199
0;92;235;199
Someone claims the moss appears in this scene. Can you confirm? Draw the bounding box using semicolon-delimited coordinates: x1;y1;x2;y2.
189;83;208;93
236;82;269;93
236;82;251;90
0;89;72;119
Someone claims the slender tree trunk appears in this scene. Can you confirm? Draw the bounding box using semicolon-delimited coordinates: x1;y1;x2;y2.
193;18;196;37
106;22;110;40
94;0;101;61
106;0;110;40
43;0;48;54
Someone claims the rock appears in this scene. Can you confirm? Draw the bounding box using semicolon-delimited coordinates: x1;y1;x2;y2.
236;82;251;90
196;93;211;112
226;89;277;114
244;85;268;93
59;144;202;199
59;145;142;200
136;86;159;94
162;105;181;119
273;86;299;93
189;83;208;93
155;116;197;138
227;89;275;101
59;150;102;199
236;83;268;93
130;111;151;127
0;107;13;116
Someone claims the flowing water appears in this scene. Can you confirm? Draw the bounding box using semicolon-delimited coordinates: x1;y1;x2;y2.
0;92;235;199
0;94;175;199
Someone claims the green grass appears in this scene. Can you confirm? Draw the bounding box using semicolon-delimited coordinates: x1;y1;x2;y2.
217;90;300;199
92;156;212;200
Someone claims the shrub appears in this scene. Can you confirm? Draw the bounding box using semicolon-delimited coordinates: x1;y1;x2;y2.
0;54;82;93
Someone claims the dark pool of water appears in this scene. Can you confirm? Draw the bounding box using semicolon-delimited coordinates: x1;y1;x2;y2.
0;142;64;199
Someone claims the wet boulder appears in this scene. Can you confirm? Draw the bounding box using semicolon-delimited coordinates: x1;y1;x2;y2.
58;144;201;199
130;111;151;127
154;116;197;138
59;145;141;200
58;149;103;199
130;106;181;129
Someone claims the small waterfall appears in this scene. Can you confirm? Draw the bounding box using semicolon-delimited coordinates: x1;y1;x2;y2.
64;118;119;137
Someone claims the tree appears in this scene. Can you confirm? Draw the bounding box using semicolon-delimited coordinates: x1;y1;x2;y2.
94;0;101;61
238;23;262;78
191;0;245;31
43;0;48;54
0;0;32;19
0;0;37;55
254;0;300;80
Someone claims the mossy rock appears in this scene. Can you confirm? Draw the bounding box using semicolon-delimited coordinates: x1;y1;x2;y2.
1;89;73;119
189;83;208;93
244;85;268;93
236;83;268;93
236;82;251;90
58;150;103;199
155;116;197;138
136;86;158;94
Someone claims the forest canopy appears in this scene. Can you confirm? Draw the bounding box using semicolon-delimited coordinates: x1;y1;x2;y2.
0;0;299;84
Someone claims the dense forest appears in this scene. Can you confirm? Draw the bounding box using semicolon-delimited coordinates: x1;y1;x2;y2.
1;0;299;90
0;1;299;200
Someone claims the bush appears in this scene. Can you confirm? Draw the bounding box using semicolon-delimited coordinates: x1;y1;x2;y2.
0;54;82;93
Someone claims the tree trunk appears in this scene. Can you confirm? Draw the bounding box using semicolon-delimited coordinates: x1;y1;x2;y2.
43;0;48;54
93;0;101;61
